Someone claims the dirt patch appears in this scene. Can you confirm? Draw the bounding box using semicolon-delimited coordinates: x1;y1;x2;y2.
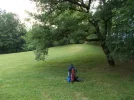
73;92;88;100
42;92;52;100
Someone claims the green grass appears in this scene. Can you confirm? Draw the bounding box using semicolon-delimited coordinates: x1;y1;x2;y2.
0;44;134;100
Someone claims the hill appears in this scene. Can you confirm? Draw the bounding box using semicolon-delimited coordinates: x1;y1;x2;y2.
0;44;134;100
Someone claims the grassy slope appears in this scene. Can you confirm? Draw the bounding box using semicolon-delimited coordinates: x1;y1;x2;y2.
0;44;134;100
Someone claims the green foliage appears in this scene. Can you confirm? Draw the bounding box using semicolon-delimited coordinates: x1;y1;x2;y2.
30;24;53;60
30;0;134;62
106;0;134;61
0;10;27;53
29;9;95;60
22;30;36;51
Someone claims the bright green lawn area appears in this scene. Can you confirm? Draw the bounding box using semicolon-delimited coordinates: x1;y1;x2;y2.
0;44;134;100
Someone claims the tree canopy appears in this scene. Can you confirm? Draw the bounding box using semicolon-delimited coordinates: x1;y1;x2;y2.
30;0;134;65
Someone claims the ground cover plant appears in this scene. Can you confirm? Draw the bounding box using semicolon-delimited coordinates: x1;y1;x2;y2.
0;44;134;100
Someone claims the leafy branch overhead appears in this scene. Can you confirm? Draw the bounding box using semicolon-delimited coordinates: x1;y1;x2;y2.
30;0;134;64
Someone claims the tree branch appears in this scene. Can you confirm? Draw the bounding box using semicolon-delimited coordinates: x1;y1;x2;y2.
87;0;92;12
64;0;88;10
101;0;106;5
81;0;84;4
86;38;100;42
69;6;87;13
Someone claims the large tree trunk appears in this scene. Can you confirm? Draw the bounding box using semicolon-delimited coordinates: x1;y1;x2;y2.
103;20;115;66
89;19;115;66
101;41;115;66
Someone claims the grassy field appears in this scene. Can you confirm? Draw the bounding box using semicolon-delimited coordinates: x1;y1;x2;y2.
0;44;134;100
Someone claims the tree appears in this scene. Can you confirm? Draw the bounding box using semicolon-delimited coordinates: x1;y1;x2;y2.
30;0;134;65
107;0;134;61
0;10;26;53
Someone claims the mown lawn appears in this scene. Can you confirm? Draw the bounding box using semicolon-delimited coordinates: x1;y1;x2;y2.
0;44;134;100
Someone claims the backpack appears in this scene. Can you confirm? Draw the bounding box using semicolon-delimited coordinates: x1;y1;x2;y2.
67;64;77;82
71;67;75;82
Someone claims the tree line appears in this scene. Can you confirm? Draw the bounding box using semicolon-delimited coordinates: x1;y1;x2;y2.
0;9;35;54
0;10;26;53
